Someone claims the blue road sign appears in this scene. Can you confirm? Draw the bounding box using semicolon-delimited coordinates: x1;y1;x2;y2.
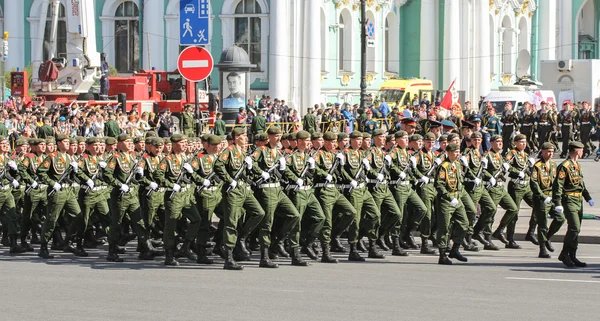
180;0;209;45
366;21;375;39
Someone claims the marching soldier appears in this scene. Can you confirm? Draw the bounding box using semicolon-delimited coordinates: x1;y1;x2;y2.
558;101;578;158
578;101;596;157
519;102;537;153
180;104;196;137
553;141;594;268
484;106;502;136
536;101;554;148
530;142;564;258
501;102;518;149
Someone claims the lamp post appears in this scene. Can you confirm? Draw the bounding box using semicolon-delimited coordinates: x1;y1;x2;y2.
359;0;367;110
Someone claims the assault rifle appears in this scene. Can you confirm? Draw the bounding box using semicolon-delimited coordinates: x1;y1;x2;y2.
196;171;221;193
48;154;84;197
226;161;248;194
169;154;194;200
119;152;146;198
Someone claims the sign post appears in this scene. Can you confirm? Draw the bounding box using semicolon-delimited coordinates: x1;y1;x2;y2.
178;46;213;134
180;0;210;46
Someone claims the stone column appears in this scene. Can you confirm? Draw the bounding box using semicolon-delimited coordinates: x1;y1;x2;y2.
476;0;491;98
443;0;460;89
419;0;436;84
142;0;165;70
302;0;321;114
559;0;572;60
6;0;30;70
538;0;557;62
269;0;290;103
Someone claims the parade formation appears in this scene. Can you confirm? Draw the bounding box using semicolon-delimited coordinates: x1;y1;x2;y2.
0;101;594;270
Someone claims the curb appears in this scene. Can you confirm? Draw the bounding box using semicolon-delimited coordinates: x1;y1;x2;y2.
514;233;600;245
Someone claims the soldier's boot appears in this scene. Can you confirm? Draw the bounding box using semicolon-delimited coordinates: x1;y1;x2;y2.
538;244;551;259
138;239;157;261
391;237;409;256
505;229;521;249
51;229;64;251
312;241;320;255
472;232;490;247
376;236;390;251
196;244;214;264
145;238;164;256
235;237;251;260
259;246;279;268
62;233;77;254
320;242;338;263
223;247;244;271
429;234;438;248
115;245;126;254
30;226;41;244
83;229;99;248
330;237;347;253
37;242;54;259
492;227;509;245
525;225;539;245
420;237;437;255
164;248;179;266
301;240;318;260
403;232;419;249
483;234;500;251
272;239;290;258
545;240;555;252
248;237;260;252
19;237;34;252
356;238;368;252
558;249;575;267
448;243;468;262
438;250;452;265
177;240;197;261
9;235;27;254
106;243;123;262
569;249;587;267
291;247;310;266
73;238;89;257
462;235;479;252
1;227;8;246
368;239;385;259
348;242;366;262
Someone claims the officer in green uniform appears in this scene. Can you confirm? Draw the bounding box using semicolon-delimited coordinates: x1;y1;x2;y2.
302;107;317;134
213;112;227;136
103;134;158;262
153;134;201;266
36;134;81;259
388;130;426;256
282;130;326;264
213;128;265;270
435;143;469;265
251;126;301;268
141;138;166;241
340;131;384;261
104;112;121;138
495;134;537;249
180;104;196;137
36;117;55;139
251;108;267;136
190;134;224;264
530;142;564;258
313;131;356;263
366;129;402;253
553;141;594;268
0;136;25;253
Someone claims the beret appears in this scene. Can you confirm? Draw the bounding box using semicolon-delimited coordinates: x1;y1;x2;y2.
232;127;246;138
68;138;77;144
409;134;423;142
133;136;145;143
323;132;337;141
394;130;408;138
15;138;28;146
513;134;526;142
349;131;363;139
362;133;372;139
490;135;502;142
207;135;222;145
170;134;187;143
151;138;165;147
296;131;310;140
105;137;117;145
470;132;482;139
117;134;131;142
337;133;348;141
45;137;56;144
540;142;555;150
56;134;69;142
447;133;460;142
288;132;297;140
163;138;172;144
145;131;157;137
372;129;385;137
438;135;448;142
446;143;460;151
311;132;323;140
256;133;268;141
267;126;282;135
423;133;436;141
76;136;86;143
86;137;101;144
201;134;211;142
569;141;584;149
30;139;44;146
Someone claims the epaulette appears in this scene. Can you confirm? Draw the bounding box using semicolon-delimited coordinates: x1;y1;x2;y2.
258;146;267;150
440;161;451;169
82;154;90;159
534;160;543;169
343;148;351;152
143;154;150;159
196;152;205;158
318;149;325;154
227;145;234;151
50;151;58;157
25;153;35;159
113;152;121;158
165;155;172;160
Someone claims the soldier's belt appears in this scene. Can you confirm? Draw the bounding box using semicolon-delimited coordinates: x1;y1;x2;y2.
72;183;80;188
543;190;552;195
314;183;336;188
510;178;528;185
562;123;572;126
60;183;71;189
156;187;167;192
367;179;387;185
287;185;312;191
168;186;190;193
201;186;219;191
565;191;582;197
39;184;48;189
389;180;410;186
342;182;366;190
259;182;281;189
503;124;515;126
522;123;533;126
91;186;107;191
539;122;550;126
582;122;591;125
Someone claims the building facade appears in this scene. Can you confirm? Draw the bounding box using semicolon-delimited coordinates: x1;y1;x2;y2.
0;0;596;113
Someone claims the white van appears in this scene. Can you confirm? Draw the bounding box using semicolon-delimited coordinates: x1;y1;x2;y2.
480;87;556;114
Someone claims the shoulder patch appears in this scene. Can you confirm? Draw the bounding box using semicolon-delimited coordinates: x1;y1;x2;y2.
558;170;566;179
108;161;116;169
159;162;167;170
50;151;58;157
439;169;446;179
23;158;30;167
505;153;513;161
43;160;50;168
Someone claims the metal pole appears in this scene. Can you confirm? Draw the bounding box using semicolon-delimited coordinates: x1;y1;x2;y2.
1;60;4;104
360;0;367;111
195;81;200;134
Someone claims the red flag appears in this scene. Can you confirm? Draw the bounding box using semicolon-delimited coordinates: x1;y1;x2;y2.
439;79;455;110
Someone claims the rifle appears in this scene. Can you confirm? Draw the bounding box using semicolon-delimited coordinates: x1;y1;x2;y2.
373;163;389;189
168;154;194;200
484;159;509;188
119;152;146;198
48;154;83;197
348;162;366;193
196;171;221;193
226;161;248;194
287;153;313;192
415;155;439;188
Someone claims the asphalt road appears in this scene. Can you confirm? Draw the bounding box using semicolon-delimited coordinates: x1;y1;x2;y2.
0;241;598;321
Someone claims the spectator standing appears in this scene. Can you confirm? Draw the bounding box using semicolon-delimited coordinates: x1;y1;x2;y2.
104;112;121;138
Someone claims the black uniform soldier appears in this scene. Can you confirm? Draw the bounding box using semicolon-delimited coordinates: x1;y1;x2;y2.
501;102;518;148
558;101;579;158
519;102;537;153
578;101;596;157
536;101;554;148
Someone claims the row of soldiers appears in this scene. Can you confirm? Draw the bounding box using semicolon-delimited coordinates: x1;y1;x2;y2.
0;124;592;268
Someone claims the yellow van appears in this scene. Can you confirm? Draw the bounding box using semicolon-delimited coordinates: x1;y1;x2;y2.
377;78;434;108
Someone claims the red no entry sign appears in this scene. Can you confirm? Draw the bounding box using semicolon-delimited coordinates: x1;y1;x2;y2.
177;46;214;82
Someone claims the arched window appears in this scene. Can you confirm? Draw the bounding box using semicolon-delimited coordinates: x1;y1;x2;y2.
338;14;344;71
114;1;139;72
234;0;261;71
384;13;398;73
338;9;352;72
501;16;512;75
43;2;67;61
321;10;327;72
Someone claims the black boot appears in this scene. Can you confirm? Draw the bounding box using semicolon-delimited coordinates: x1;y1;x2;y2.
462;236;479;252
545;240;555;252
391;236;408;256
145;238;164;256
259;246;279;268
330;237;347;253
420;237;437;255
438;250;452;265
20;238;34;252
51;229;64;251
301;241;318;260
538;244;550;259
558;249;575;267
525;228;539;245
196;244;214;264
63;239;77;254
449;243;468;262
248;238;260;252
291;247;310;266
272;239;290;258
176;240;197;261
37;242;54;259
368;239;385;259
376;237;390;251
492;228;508;244
403;232;419;249
164;248;179;266
472;232;490;247
30;227;41;245
356;239;368;252
348;242;365;262
483;234;500;251
320;242;338;263
223;247;243;270
505;240;522;249
9;235;27;254
1;230;8;246
138;239;156;261
569;249;587;267
74;238;89;257
234;237;251;261
106;243;123;262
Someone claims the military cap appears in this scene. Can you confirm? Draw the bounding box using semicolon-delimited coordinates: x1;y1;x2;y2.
401;118;417;127
296;131;311;140
86;137;101;144
441;119;456;128
470;132;482;139
133;136;145;143
469;114;482;122
207;135;222;145
56;134;69;142
231;127;246;138
145;137;154;144
490;134;502;142
145;131;157;138
409;134;423;142
76;136;86;143
569;141;585;149
438;135;448;142
461;121;475;129
15;138;28;146
394;130;408;138
349;131;363;139
45;137;56;145
446;143;460;151
226;133;233;141
337;133;348;141
171;134;187;143
289;132;297;140
513;134;526;142
117;134;131;142
323;132;338;141
447;133;460;142
311;132;323;140
386;134;394;142
27;138;36;145
362;133;372;139
423;133;436;141
68;138;77;144
428;120;442;128
105;137;117;145
201;134;211;142
151;138;164;147
163;137;172;144
256;133;268;141
267;126;282;135
372;129;385;137
540;142;555;150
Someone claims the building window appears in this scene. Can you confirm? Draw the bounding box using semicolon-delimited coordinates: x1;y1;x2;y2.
43;2;67;62
338;14;344;71
338;9;352;72
234;0;261;71
114;1;139;73
321;10;327;72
